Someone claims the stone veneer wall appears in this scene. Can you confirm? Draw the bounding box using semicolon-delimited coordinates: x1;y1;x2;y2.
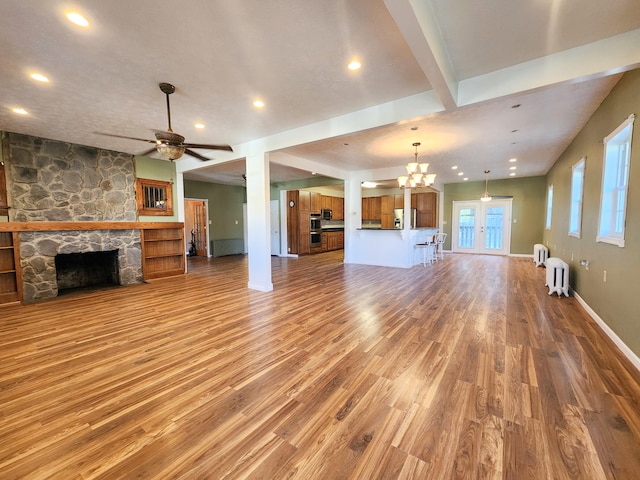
19;230;143;302
6;132;137;222
3;132;145;302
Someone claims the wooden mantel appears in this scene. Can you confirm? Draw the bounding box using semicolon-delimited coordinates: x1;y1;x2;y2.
0;222;186;304
0;221;184;232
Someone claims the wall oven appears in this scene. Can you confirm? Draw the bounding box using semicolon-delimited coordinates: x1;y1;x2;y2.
310;231;322;247
310;214;322;247
310;214;322;231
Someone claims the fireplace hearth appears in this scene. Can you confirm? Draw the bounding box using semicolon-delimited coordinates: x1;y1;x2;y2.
55;250;120;295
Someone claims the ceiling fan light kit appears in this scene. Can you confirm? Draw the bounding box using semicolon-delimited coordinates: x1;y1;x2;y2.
97;82;233;162
398;142;436;188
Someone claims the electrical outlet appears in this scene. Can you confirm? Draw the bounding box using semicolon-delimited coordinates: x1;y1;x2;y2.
603;270;607;282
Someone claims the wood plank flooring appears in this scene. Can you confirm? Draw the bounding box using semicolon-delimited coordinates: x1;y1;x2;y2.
1;251;640;479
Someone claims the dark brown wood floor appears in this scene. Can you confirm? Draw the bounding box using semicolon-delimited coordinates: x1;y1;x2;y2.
1;251;640;479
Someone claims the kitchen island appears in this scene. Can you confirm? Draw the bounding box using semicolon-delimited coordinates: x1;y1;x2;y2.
346;227;439;268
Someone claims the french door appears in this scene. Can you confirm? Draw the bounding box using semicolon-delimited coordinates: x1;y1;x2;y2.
452;199;512;255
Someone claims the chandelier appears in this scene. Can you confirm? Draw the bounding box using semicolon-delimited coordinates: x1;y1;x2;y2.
480;170;493;202
397;142;436;188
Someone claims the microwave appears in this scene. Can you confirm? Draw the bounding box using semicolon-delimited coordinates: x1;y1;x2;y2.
321;209;333;220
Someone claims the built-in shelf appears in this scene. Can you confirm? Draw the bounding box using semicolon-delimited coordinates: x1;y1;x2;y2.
0;231;22;304
0;222;187;303
141;224;186;280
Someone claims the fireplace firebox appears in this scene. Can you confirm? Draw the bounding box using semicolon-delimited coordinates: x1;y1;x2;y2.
55;250;120;295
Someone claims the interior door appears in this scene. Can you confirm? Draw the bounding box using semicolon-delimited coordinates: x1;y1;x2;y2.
185;200;207;256
452;200;512;255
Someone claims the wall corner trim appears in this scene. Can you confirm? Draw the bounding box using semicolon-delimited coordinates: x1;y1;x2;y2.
571;288;640;375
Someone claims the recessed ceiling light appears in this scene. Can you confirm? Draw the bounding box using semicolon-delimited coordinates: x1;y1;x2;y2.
362;181;377;188
30;73;49;83
510;172;516;176
509;158;517;162
253;99;264;108
451;166;458;170
510;166;517;170
463;177;468;181
348;60;361;71
511;104;521;109
458;172;463;176
66;12;90;27
194;123;205;129
511;129;519;133
12;107;28;115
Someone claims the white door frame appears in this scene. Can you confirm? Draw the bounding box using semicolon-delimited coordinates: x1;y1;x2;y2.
452;199;512;255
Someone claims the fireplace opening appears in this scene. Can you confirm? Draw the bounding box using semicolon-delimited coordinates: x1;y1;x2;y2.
55;250;120;295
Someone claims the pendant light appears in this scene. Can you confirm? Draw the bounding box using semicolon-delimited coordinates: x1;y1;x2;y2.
398;142;436;188
480;170;492;202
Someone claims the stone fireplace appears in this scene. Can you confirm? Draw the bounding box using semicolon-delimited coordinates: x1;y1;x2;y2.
4;132;146;302
19;229;143;302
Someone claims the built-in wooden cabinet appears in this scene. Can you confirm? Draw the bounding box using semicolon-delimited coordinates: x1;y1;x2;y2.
415;192;436;228
362;197;382;221
141;224;185;280
311;192;322;214
322;195;332;210
325;231;344;251
331;197;344;220
0;231;22;304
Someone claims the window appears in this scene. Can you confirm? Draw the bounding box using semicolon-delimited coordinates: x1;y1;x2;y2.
136;178;173;216
569;157;585;238
597;114;635;247
545;184;553;230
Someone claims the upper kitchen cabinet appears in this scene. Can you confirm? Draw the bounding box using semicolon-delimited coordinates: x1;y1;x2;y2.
322;195;332;210
311;192;322;214
415;192;437;227
331;197;344;220
298;190;311;212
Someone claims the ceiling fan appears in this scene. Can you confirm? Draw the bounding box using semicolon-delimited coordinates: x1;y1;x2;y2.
97;82;233;161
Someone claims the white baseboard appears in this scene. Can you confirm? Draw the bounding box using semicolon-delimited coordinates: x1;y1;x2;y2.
571;288;640;374
510;253;534;258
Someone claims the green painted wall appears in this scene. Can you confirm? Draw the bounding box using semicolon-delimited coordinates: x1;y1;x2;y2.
184;180;245;240
270;176;343;200
443;176;546;254
133;156;178;222
544;69;640;357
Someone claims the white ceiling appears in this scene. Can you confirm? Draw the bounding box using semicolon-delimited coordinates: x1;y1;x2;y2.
1;0;639;188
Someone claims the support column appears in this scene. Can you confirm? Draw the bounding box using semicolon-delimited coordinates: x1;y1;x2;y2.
245;152;273;292
342;176;362;264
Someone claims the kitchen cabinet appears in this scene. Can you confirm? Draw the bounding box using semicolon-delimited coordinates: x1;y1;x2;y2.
362;197;381;221
415;192;437;227
322;195;332;210
331;197;344;220
298;190;311;212
394;194;404;209
0;231;22;304
323;231;344;251
311;192;322;214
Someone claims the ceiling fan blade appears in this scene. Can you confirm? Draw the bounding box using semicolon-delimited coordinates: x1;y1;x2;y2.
183;143;233;152
95;132;156;144
184;148;211;161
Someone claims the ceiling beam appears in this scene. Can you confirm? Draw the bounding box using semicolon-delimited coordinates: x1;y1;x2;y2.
384;0;458;110
458;28;640;106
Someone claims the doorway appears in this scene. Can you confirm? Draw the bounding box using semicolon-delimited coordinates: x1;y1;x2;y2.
184;199;209;257
452;199;512;255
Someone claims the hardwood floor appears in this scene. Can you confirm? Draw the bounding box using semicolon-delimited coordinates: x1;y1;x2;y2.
1;252;640;479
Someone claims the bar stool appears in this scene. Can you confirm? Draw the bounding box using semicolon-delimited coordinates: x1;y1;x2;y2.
414;234;436;266
434;233;447;261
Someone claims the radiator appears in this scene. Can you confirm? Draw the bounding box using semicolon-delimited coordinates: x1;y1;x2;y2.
211;238;245;257
545;257;569;297
534;243;548;267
